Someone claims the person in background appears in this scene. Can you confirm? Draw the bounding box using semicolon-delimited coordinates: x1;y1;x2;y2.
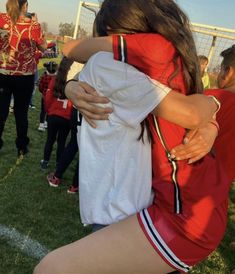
40;57;73;170
29;49;43;109
47;107;79;194
0;0;47;155
46;60;84;192
38;61;58;131
164;44;235;274
198;55;211;89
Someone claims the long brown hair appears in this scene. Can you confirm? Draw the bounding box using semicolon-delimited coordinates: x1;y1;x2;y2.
53;57;74;98
6;0;27;24
94;0;203;142
95;0;202;95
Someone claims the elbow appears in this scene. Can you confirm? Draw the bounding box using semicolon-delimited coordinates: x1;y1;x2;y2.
62;43;70;58
62;40;76;59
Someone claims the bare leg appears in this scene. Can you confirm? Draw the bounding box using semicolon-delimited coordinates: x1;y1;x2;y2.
34;215;175;274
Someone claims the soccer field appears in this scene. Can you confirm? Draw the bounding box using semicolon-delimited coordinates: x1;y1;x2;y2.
0;59;234;274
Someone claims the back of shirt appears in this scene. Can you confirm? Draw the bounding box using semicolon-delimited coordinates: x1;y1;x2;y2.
0;13;44;75
78;52;171;225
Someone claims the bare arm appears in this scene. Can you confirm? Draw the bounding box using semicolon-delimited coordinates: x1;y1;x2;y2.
65;80;218;130
62;37;113;63
153;91;219;129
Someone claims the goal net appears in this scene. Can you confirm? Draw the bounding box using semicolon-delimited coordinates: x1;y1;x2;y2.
74;2;235;72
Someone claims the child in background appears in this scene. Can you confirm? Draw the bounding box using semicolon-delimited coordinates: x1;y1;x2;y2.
40;57;73;169
46;61;83;192
47;107;79;193
38;61;58;131
198;55;211;89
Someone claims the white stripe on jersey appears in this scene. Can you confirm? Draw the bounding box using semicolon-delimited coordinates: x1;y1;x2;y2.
139;209;191;272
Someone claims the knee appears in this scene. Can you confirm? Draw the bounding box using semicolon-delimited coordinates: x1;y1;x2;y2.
33;252;61;274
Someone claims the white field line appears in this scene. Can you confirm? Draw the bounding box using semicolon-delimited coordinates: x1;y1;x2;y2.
0;224;49;260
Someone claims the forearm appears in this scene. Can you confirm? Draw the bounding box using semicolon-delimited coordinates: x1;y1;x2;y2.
62;37;113;63
153;92;219;129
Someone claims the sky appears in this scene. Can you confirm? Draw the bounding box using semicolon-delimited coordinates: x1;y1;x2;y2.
0;0;235;33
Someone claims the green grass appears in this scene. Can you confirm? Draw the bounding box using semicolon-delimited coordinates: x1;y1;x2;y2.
0;58;234;274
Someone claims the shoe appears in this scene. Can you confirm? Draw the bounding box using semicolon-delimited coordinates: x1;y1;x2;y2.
38;123;45;132
40;160;49;170
18;147;29;156
47;173;61;187
67;185;78;194
9;106;14;113
29;104;36;109
44;121;48;129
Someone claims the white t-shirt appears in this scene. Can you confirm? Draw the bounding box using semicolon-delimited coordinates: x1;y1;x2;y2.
78;52;170;225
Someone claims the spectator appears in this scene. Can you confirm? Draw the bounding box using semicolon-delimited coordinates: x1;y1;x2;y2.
198;55;211;89
0;0;47;155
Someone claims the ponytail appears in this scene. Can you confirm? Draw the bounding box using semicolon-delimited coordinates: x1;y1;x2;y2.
6;0;27;24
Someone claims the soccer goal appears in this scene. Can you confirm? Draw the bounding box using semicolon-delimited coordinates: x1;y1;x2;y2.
73;1;100;39
73;2;235;72
192;23;235;71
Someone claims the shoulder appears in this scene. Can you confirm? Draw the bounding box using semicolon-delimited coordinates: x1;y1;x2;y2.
30;21;43;32
124;33;175;61
84;52;123;72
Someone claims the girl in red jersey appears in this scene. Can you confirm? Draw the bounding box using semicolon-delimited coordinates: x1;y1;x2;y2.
34;1;227;274
40;57;73;170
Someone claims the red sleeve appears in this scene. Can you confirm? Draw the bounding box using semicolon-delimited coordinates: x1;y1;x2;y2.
31;22;44;46
112;33;175;77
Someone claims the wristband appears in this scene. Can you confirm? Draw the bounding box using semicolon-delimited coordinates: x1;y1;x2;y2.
208;95;221;117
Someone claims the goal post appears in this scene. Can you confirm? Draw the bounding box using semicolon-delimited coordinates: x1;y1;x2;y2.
73;1;100;39
73;2;235;72
192;23;235;72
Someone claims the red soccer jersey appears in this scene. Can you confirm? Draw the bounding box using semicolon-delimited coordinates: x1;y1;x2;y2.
38;72;56;94
113;33;186;93
44;77;73;120
0;13;44;75
113;34;231;244
205;89;235;182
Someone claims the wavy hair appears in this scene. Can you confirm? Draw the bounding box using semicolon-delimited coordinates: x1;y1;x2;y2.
95;0;203;95
53;57;74;98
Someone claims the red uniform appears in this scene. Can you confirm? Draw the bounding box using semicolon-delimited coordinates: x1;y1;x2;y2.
113;34;232;272
0;13;44;75
205;89;235;182
38;72;55;94
44;77;73;120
